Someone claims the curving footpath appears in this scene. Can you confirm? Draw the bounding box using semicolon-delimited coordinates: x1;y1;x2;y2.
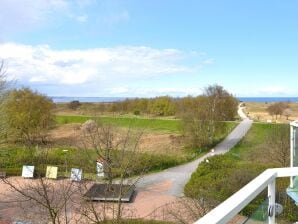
136;105;253;196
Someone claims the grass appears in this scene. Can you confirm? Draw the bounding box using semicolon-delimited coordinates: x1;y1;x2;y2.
55;115;181;133
245;102;298;123
0;145;204;178
0;119;238;178
185;123;298;221
56;114;239;134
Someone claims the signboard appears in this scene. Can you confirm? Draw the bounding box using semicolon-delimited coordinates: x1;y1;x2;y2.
70;168;82;181
96;161;104;177
22;165;34;178
46;166;58;179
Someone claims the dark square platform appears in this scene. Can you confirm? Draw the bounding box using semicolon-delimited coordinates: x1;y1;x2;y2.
84;183;135;202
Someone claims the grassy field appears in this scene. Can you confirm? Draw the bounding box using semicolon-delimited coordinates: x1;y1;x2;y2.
244;102;298;123
185;123;298;222
55;115;181;133
1;114;238;178
55;114;238;134
0;145;204;178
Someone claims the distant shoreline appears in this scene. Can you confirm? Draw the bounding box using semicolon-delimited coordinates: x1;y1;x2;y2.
50;96;298;103
238;97;298;103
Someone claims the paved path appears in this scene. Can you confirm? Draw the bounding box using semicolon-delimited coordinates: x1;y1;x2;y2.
136;105;253;196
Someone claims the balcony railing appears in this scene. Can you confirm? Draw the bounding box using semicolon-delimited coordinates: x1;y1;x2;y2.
194;167;298;224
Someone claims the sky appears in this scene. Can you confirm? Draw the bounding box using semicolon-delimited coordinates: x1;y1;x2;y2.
0;0;298;97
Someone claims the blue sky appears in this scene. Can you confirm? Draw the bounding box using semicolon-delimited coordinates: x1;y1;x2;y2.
0;0;298;97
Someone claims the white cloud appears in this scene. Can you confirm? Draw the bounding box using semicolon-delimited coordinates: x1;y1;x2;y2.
0;42;211;96
0;0;69;32
0;0;131;35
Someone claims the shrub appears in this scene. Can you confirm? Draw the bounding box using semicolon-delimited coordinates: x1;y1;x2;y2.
68;100;81;110
1;88;55;145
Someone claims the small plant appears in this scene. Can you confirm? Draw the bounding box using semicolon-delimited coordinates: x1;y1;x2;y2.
68;100;81;110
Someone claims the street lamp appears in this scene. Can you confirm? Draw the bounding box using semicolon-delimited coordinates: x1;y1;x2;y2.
63;149;69;177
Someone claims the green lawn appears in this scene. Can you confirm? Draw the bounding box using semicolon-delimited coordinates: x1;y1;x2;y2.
56;115;238;134
55;115;181;133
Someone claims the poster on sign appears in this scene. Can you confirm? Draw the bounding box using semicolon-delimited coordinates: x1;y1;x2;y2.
22;165;34;178
96;161;104;177
71;168;82;181
46;166;58;179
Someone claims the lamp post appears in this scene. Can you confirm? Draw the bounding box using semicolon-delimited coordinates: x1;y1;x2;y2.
63;149;69;177
290;121;298;188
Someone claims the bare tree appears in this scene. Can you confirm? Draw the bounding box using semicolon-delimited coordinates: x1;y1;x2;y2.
264;124;290;167
145;197;216;224
283;108;293;120
77;119;146;222
0;148;79;224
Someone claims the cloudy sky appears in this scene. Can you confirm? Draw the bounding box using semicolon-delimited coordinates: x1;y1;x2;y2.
1;0;298;97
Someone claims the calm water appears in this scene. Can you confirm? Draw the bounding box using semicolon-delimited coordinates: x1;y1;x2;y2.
238;97;298;103
51;96;298;103
52;97;127;103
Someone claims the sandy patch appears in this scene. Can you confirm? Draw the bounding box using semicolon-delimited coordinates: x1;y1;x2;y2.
48;124;184;154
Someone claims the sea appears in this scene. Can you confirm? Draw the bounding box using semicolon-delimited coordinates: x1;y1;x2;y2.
51;96;298;103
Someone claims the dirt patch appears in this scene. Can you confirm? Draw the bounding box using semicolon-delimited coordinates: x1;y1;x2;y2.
48;124;184;154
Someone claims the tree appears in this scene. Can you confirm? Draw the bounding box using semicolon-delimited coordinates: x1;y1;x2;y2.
79;119;145;222
0;147;80;224
283;108;293;120
266;102;288;120
68;100;81;110
148;96;176;116
0;60;10;141
182;85;238;148
2;88;55;145
264;124;290;167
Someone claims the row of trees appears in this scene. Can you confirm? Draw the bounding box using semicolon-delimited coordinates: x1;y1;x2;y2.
267;102;293;120
67;92;238;118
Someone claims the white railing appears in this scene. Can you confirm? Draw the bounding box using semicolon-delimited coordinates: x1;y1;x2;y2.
195;167;298;224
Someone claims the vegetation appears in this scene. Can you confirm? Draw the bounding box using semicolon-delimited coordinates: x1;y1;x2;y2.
56;115;181;133
267;102;290;120
68;100;81;110
185;123;298;221
181;85;238;148
243;102;298;123
1;88;55;145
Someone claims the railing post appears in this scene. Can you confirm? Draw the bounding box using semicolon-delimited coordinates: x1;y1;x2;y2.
268;180;276;224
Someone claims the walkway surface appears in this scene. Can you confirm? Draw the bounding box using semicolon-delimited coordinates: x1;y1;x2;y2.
136;105;253;197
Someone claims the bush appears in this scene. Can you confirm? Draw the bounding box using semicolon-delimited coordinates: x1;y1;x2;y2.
68;100;81;110
1;88;55;145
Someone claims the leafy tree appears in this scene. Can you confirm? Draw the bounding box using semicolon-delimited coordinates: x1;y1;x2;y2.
0;60;10;140
182;85;238;148
2;88;55;145
148;96;176;116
